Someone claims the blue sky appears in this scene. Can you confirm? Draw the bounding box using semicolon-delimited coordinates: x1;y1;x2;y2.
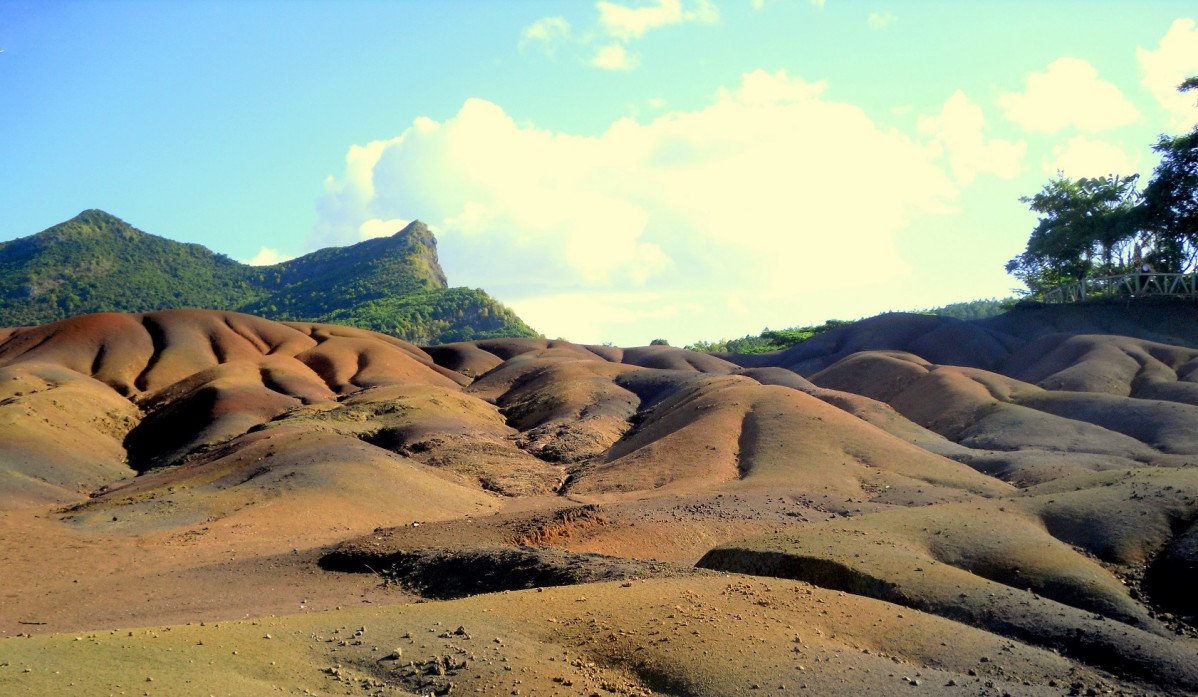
2;1;1197;346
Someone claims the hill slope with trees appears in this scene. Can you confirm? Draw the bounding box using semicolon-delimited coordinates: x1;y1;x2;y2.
0;209;537;343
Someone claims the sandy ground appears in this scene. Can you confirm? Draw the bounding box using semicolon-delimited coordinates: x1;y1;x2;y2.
3;574;1175;697
5;306;1198;695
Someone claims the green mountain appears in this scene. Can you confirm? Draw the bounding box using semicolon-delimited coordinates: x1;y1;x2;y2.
0;209;537;344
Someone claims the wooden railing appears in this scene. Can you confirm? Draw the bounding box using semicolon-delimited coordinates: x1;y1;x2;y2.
1043;272;1198;303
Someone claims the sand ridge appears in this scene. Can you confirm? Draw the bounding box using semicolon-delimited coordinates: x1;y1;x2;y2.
3;304;1198;694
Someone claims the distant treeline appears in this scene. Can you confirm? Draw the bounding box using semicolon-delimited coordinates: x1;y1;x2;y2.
685;297;1015;354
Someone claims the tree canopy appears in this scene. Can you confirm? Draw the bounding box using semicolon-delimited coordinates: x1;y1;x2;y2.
1007;76;1198;296
1005;174;1141;294
1141;129;1198;272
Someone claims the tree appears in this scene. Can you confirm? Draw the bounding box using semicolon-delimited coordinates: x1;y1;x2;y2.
1007;76;1198;294
1006;174;1141;295
649;338;670;346
1140;77;1198;272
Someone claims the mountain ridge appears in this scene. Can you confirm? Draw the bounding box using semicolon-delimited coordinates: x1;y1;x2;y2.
0;209;536;343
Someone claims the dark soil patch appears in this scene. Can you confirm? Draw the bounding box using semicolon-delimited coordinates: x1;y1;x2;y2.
318;544;701;599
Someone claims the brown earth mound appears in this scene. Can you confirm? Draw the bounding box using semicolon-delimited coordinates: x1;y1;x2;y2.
4;304;1198;696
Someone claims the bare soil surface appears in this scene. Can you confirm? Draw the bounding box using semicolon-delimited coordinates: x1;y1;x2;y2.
4;305;1198;695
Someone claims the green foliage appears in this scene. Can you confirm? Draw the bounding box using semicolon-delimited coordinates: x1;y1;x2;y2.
684;338;730;353
0;210;264;326
1007;75;1198;294
321;288;537;345
649;338;670;346
1141;129;1198;272
924;297;1018;321
686;320;850;354
686;301;1016;355
0;210;537;344
238;223;447;320
1006;174;1142;296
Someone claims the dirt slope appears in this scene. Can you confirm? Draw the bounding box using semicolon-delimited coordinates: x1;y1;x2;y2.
3;304;1198;696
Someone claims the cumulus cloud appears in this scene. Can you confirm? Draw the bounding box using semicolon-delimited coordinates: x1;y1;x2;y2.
596;0;717;40
592;42;638;70
753;0;826;9
999;57;1141;133
867;12;896;29
357;218;411;241
918;90;1025;186
1138;18;1198;132
723;68;827;104
1041;135;1138;179
311;70;977;342
524;1;716;71
520;16;571;53
512;291;684;343
246;247;293;266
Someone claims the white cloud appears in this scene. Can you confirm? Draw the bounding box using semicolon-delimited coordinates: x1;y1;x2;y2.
357;218;411;241
523;2;716;71
1137;18;1198;132
868;12;896;29
521;16;571;52
312;70;971;342
592;42;638;70
511;291;681;343
1041;135;1138;179
918;90;1025;186
596;0;717;40
998;57;1141;134
723;68;826;105
754;0;826;7
246;247;293;266
310;139;393;249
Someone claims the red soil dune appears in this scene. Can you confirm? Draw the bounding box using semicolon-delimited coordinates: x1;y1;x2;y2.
4;304;1198;696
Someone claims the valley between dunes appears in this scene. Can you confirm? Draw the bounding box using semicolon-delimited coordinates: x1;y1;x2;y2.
3;302;1198;696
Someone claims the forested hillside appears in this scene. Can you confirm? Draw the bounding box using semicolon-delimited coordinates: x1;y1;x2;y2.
0;210;537;343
